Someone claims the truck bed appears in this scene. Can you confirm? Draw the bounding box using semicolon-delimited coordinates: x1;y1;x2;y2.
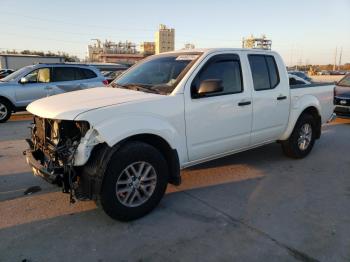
290;82;335;124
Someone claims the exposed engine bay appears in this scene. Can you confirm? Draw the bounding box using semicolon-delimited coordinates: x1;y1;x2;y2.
27;116;90;202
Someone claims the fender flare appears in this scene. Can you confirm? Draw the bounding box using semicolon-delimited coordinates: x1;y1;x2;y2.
279;95;321;141
0;95;15;110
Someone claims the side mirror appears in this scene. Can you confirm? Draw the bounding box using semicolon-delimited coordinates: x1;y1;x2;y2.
20;77;28;84
196;79;223;96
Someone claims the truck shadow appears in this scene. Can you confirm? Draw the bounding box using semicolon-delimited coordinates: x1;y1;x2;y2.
0;142;284;231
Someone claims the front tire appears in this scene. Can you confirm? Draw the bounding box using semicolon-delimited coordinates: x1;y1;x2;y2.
99;141;169;221
0;99;12;123
281;114;316;159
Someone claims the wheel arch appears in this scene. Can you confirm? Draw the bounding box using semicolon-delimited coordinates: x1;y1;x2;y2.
280;103;322;141
300;107;321;139
0;96;15;111
118;133;181;186
79;133;181;200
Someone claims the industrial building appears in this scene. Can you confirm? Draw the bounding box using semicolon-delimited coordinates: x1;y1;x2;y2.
242;35;272;50
87;24;175;64
98;53;145;65
0;54;64;70
184;43;195;50
140;42;155;55
88;39;139;63
155;24;175;54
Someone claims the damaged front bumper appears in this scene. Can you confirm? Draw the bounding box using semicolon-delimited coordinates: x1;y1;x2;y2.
24;116;105;202
24;148;63;185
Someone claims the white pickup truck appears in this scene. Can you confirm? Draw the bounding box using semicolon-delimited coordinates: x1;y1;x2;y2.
25;48;335;221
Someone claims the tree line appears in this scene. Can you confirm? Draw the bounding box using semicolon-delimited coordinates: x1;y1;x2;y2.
0;49;80;62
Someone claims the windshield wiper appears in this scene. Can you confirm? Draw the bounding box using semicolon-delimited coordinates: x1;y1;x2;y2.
114;83;159;94
149;84;174;95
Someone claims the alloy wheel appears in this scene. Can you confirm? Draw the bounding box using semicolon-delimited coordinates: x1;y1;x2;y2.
298;123;312;151
116;161;157;207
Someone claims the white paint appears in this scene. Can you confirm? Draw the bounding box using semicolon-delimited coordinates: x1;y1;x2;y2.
26;48;335;169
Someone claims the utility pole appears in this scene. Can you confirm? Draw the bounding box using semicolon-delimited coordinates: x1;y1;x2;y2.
333;47;338;71
338;47;343;70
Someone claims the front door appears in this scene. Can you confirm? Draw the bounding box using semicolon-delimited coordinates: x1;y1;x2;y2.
185;53;253;161
15;67;51;106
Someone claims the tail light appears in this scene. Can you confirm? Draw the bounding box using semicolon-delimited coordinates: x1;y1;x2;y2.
102;80;109;86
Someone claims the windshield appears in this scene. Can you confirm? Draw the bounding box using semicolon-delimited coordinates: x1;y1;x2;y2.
0;67;29;82
111;52;202;94
337;74;350;87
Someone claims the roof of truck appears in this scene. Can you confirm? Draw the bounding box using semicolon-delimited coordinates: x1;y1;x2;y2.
165;48;275;54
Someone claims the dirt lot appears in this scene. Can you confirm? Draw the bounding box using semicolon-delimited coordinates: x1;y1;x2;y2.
0;116;350;262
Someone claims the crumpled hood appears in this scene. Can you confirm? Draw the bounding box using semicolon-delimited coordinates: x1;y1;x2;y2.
27;87;159;120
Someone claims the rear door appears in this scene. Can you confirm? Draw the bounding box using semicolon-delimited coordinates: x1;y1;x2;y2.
50;67;96;94
248;53;289;144
185;52;253;161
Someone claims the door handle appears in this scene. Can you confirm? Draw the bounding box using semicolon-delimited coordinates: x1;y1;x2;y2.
238;101;251;106
277;95;287;100
45;86;53;90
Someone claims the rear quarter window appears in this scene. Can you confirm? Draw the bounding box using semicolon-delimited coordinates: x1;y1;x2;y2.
80;68;97;79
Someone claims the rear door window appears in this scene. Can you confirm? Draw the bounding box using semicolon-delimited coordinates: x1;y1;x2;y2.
52;67;76;82
52;67;97;82
248;55;280;91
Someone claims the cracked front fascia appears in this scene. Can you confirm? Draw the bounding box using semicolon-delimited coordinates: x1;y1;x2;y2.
73;129;103;166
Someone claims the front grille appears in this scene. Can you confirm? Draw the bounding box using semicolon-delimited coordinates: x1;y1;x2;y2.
334;97;350;106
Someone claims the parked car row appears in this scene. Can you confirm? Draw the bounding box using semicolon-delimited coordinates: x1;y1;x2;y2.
0;63;128;122
317;70;349;75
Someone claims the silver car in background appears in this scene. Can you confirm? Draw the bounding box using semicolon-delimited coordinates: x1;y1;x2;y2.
0;63;107;122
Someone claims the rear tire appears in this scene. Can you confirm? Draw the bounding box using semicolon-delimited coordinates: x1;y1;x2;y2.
0;99;12;123
98;141;168;221
281;114;316;159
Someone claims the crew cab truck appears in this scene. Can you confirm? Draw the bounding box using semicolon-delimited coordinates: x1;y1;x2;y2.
25;48;335;221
